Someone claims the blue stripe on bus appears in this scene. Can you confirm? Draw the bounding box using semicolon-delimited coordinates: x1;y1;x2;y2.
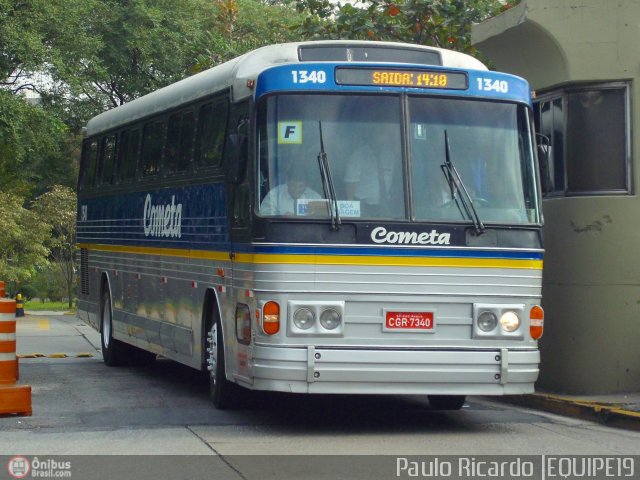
238;243;543;260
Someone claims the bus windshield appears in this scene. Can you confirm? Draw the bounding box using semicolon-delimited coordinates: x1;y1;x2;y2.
257;94;540;224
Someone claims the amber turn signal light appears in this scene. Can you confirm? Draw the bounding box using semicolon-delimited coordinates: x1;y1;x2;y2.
530;305;544;340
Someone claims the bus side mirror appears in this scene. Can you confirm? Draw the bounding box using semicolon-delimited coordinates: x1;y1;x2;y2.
225;133;248;184
536;134;552;194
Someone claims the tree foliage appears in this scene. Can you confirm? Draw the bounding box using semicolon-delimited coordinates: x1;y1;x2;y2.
32;185;77;308
0;191;50;286
295;0;507;55
0;90;76;197
192;0;308;71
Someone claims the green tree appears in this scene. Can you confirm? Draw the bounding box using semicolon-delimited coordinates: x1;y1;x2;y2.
0;0;97;92
32;185;77;309
295;0;507;55
193;0;308;70
0;191;50;290
50;0;220;111
0;90;76;197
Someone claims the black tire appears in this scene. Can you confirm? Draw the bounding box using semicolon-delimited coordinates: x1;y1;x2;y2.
428;395;466;411
207;317;237;409
100;287;127;366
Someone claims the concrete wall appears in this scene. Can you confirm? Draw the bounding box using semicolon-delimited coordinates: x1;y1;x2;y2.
473;0;640;394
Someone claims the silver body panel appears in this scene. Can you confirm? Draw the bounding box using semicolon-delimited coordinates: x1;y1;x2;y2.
78;244;542;395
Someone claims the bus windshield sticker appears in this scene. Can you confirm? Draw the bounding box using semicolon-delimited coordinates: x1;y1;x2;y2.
296;199;361;218
278;121;303;144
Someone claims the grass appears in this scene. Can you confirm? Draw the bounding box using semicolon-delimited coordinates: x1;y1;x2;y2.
24;300;76;312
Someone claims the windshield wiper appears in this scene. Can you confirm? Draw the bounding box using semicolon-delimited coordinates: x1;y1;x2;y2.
317;121;341;230
440;130;485;235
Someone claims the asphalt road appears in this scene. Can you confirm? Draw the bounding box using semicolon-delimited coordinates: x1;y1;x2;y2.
1;314;639;479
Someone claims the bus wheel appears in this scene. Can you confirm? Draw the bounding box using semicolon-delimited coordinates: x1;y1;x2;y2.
207;319;236;409
428;395;466;410
100;288;127;366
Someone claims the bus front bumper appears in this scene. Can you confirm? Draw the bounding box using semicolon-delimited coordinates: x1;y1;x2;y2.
246;345;540;395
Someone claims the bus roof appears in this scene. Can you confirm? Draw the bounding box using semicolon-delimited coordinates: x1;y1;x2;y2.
84;41;488;137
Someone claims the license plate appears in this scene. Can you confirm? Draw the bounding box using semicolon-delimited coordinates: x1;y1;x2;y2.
385;311;434;332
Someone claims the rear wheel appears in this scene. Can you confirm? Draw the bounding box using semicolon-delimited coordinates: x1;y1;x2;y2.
100;287;127;366
428;395;466;410
207;318;238;409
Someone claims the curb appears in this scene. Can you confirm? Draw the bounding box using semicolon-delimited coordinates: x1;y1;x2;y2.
495;393;640;431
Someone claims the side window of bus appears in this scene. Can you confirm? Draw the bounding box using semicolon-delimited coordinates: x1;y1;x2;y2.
118;128;140;183
195;99;229;169
226;102;250;222
142;120;166;176
99;135;117;186
79;139;98;191
166;110;195;174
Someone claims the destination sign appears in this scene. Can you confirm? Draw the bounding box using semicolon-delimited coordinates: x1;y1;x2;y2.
335;67;468;90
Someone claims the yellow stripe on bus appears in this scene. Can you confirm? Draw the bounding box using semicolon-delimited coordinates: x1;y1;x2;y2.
77;243;229;261
78;243;542;270
234;253;543;270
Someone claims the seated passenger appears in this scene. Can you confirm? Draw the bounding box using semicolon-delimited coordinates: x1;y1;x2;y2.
260;163;322;216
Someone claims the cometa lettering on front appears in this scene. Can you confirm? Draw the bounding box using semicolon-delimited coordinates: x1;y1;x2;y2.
143;194;182;238
371;226;451;245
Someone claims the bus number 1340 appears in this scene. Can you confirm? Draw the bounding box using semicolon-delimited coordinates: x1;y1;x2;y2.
291;70;327;84
477;77;509;93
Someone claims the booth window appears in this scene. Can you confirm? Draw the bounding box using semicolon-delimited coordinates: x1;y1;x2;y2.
534;82;630;196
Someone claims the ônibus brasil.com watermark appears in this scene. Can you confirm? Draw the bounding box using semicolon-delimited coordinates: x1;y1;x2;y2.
395;456;636;479
7;457;72;479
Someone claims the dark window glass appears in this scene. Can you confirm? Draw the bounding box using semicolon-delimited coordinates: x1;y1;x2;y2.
118;128;139;182
167;111;195;173
552;98;565;192
299;45;441;65
179;111;195;171
166;113;181;173
538;99;565;193
142;120;165;176
79;140;98;190
196;101;228;168
99;135;117;185
566;88;627;192
534;84;629;196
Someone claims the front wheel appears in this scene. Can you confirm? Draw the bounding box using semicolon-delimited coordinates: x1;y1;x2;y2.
207;319;238;409
428;395;466;411
100;287;127;366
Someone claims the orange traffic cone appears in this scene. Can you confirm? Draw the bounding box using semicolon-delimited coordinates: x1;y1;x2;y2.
0;298;32;416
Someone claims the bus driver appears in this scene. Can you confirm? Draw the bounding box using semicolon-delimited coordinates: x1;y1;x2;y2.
260;163;322;216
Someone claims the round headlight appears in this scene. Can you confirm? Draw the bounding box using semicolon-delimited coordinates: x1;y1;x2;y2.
500;311;520;332
320;309;341;330
477;311;497;332
293;307;315;330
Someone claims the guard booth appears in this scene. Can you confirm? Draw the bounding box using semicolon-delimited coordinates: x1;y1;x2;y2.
473;0;639;394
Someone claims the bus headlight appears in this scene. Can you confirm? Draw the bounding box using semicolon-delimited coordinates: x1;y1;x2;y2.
477;311;497;332
293;307;315;330
288;301;344;337
473;303;524;339
320;309;341;330
500;311;520;332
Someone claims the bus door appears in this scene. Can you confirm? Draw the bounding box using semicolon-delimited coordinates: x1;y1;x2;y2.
225;102;253;384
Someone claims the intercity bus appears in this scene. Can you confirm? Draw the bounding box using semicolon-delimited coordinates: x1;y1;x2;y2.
76;40;544;409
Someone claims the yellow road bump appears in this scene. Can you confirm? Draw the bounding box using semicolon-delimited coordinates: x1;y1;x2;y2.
37;319;50;330
18;352;94;358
